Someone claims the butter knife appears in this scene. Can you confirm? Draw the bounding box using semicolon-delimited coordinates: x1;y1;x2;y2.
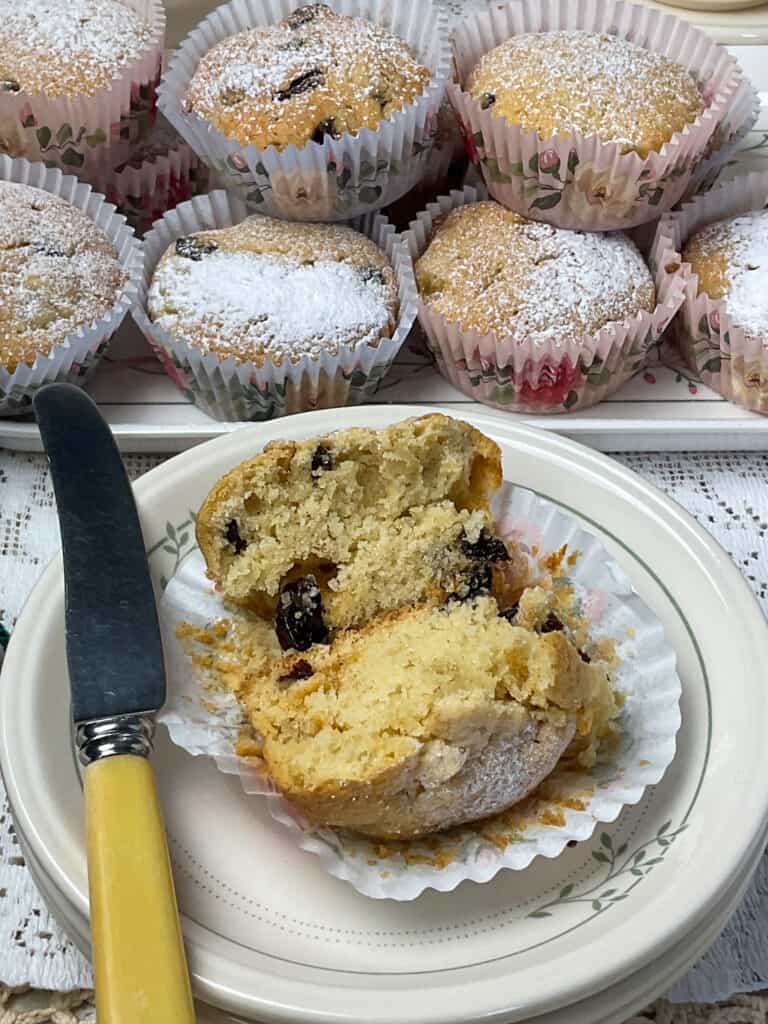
34;383;195;1024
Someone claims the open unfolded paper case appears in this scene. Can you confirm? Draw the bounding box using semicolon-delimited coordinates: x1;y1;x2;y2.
158;483;681;900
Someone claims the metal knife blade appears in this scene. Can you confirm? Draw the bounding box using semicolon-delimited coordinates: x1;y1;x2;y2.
34;384;165;724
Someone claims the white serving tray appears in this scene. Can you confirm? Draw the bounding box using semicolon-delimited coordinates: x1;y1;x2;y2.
1;45;767;454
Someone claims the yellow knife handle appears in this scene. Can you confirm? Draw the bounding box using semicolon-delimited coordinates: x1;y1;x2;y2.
84;754;196;1024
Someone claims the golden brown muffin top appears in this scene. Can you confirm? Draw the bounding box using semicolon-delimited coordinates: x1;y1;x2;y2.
184;3;431;150
467;30;704;158
0;0;153;98
684;209;768;338
0;181;127;372
147;215;399;366
415;201;655;345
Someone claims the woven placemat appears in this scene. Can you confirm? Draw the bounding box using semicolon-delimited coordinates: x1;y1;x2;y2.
2;987;767;1023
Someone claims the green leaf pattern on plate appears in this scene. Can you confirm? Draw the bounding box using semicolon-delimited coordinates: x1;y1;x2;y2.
527;823;687;920
147;510;199;591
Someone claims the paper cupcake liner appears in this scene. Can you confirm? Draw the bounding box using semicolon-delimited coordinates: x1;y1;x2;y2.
683;78;761;200
650;171;768;414
133;188;417;421
418;97;467;189
91;116;211;236
447;0;742;231
0;156;143;417
402;186;686;414
157;480;682;900
0;0;165;182
157;0;451;222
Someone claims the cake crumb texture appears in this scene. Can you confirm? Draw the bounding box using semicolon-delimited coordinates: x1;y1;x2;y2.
187;589;617;839
196;414;503;629
187;414;619;840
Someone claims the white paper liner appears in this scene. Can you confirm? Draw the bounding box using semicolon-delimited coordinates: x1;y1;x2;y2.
650;171;768;415
0;0;165;181
447;0;742;231
158;480;681;901
91;116;211;236
683;77;761;200
157;0;451;222
132;188;418;421
402;186;687;414
0;156;143;417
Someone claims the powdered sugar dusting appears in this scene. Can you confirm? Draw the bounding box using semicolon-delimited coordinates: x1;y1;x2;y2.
0;0;153;97
467;31;704;156
0;180;127;370
149;250;395;363
185;3;430;150
416;202;655;346
699;210;768;337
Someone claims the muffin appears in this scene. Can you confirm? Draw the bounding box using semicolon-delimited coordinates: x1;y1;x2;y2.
183;3;431;151
191;414;618;839
683;210;768;334
147;214;400;367
405;189;684;413
0;0;153;98
415;201;656;346
159;0;449;222
0;180;128;372
448;3;740;231
667;202;768;412
466;31;704;160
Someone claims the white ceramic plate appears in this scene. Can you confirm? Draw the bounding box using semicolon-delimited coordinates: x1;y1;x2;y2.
2;405;768;1024
21;813;765;1024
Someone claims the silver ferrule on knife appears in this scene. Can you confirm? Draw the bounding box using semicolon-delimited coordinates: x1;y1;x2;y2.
76;713;156;766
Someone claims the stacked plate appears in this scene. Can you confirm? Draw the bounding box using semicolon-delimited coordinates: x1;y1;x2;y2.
2;405;768;1023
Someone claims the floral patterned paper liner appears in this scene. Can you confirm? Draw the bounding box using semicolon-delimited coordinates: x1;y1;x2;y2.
91;118;210;236
158;482;682;900
651;171;768;415
132;189;418;421
402;185;687;414
447;0;742;231
683;78;761;200
157;0;451;222
0;156;143;416
0;0;165;181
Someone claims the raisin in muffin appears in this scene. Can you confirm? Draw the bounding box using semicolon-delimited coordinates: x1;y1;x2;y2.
683;209;768;342
183;3;431;150
415;201;655;345
467;31;704;159
0;181;128;372
0;0;153;98
191;414;618;839
147;215;399;367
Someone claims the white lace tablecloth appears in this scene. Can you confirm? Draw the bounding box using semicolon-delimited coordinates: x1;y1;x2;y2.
0;446;766;1008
